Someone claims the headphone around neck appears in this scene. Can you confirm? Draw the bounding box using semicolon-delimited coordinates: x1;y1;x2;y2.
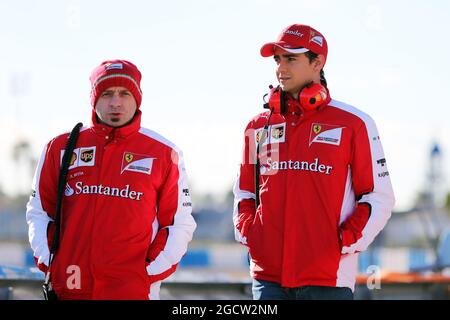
263;82;328;114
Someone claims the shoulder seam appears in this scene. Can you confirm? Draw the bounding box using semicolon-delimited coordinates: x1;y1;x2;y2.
138;128;180;152
328;99;373;124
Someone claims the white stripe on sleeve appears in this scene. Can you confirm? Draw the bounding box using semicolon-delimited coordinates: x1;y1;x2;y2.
26;144;53;266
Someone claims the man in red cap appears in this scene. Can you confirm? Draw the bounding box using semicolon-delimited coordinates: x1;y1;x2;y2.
26;60;196;300
233;24;395;299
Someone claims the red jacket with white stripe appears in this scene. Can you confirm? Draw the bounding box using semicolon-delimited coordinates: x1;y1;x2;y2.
233;93;395;290
26;110;196;300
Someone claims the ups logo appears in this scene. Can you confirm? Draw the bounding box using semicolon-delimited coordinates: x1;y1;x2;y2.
80;149;94;163
271;126;284;139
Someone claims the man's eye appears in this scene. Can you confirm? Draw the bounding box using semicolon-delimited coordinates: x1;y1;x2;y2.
102;92;112;96
288;57;296;61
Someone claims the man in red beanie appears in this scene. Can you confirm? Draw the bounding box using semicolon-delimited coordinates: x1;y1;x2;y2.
26;59;196;300
233;24;395;299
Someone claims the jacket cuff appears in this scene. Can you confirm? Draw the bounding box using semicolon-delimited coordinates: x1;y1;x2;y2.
34;256;48;274
146;229;169;262
146;262;178;283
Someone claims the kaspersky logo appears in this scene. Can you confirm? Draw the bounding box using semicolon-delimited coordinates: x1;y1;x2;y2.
65;182;144;201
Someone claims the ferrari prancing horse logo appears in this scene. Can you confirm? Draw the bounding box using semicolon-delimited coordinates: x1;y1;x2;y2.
313;124;322;134
125;153;134;163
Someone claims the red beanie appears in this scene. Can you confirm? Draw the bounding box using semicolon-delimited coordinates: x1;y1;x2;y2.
90;59;142;108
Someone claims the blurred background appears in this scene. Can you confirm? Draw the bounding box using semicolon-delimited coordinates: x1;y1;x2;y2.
1;0;450;299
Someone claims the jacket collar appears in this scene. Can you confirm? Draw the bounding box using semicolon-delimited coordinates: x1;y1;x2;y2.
90;109;142;139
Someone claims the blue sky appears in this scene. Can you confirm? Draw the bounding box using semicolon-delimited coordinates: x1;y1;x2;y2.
1;0;449;210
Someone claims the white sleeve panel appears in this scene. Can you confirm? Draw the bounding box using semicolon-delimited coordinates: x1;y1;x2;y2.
147;149;196;276
25;144;53;266
232;171;255;245
338;168;356;225
343;115;396;254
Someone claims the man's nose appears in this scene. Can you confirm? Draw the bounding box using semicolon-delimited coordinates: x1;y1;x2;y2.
277;60;287;74
109;93;121;108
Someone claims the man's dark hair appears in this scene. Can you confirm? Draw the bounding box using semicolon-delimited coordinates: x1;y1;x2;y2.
305;51;327;87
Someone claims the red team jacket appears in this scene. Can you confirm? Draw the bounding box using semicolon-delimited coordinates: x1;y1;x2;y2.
233;93;395;290
26;110;196;299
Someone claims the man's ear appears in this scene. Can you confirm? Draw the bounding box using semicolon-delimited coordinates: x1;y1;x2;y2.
314;54;326;72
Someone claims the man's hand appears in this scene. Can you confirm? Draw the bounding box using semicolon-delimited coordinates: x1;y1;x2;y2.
339;204;370;254
34;256;49;273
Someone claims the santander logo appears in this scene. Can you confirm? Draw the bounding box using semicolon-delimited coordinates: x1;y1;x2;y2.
64;182;144;201
262;157;333;175
65;183;74;196
284;30;303;38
